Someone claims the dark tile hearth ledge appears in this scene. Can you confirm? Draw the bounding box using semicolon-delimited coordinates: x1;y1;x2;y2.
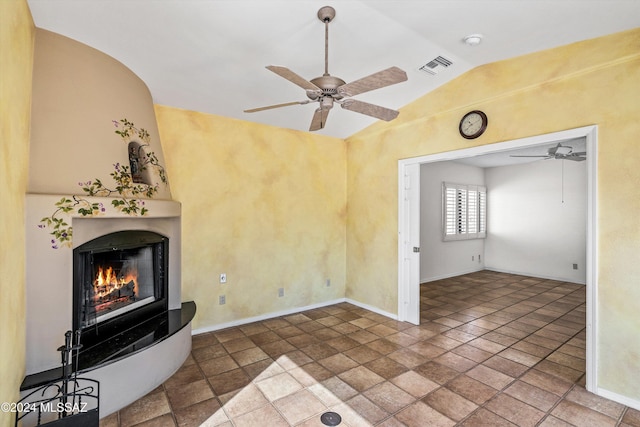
21;301;196;391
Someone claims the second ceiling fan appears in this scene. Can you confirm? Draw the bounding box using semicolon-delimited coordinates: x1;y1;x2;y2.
244;6;408;131
510;143;587;162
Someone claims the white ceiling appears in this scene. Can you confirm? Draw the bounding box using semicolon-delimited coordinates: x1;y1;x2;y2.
27;0;640;139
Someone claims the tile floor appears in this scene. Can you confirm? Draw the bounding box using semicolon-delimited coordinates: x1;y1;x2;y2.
100;271;640;426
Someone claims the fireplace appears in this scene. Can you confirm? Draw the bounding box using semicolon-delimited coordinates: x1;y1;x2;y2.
25;195;191;417
73;230;169;358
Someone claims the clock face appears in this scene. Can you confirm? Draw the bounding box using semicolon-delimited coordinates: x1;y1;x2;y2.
459;111;487;139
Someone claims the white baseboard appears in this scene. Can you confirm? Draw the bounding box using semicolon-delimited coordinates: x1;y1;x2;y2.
484;266;586;285
421;266;485;284
421;267;586;286
192;298;346;335
596;387;640;412
344;298;398;321
192;297;398;336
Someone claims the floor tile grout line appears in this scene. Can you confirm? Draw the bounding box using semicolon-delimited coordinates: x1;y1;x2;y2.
195;312;368;426
439;278;588;425
438;281;585;350
112;271;631;427
533;382;582;427
415;277;588;426
378;315;553;421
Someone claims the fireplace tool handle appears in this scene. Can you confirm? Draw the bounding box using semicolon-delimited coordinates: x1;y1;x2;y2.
55;330;85;418
57;331;73;416
71;330;82;407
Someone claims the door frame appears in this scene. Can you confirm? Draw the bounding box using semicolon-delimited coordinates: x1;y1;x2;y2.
397;125;598;392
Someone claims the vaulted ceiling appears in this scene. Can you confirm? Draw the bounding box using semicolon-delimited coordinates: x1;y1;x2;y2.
27;0;640;139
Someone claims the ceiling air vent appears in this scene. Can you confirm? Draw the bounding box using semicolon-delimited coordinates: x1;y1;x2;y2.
419;56;453;75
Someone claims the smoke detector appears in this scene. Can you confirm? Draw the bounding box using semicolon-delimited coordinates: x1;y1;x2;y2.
463;34;483;46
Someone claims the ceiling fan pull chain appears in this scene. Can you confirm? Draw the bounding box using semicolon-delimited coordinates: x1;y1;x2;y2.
561;159;565;204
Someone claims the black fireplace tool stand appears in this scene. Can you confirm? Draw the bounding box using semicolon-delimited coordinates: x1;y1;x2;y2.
15;331;99;427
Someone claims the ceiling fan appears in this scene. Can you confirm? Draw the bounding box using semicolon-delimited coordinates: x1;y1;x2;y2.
244;6;408;131
510;143;586;161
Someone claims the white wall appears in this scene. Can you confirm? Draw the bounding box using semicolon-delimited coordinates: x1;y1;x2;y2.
420;162;486;282
484;159;587;283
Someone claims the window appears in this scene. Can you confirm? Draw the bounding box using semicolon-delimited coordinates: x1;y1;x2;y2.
443;182;486;241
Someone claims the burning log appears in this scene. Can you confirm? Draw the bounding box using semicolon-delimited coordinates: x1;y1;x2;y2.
95;280;135;303
118;280;135;298
93;264;138;301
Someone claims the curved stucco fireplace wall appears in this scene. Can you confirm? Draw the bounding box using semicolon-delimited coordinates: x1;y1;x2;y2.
29;28;171;199
26;29;188;416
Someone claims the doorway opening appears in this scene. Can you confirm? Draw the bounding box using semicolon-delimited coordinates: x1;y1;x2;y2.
397;126;598;392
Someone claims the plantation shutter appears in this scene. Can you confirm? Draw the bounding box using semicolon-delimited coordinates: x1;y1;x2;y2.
443;182;487;241
467;188;478;234
444;186;457;236
479;189;487;234
456;188;467;234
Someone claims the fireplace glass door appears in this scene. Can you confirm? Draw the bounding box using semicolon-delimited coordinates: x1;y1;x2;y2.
86;245;156;325
73;230;168;350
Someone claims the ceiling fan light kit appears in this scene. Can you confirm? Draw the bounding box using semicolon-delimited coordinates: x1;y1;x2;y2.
244;5;408;131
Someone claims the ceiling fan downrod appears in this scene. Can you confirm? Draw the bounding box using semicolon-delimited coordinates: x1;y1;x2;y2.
317;6;335;77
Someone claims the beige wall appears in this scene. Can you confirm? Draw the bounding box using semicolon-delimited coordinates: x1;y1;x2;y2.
345;28;640;401
30;29;170;199
154;107;347;330
0;0;33;425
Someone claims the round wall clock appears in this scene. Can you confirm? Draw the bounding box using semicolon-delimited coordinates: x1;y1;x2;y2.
459;110;488;139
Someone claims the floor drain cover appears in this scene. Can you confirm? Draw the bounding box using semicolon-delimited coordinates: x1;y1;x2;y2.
320;411;342;426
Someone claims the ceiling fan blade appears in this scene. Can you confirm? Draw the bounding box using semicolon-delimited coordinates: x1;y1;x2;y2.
340;99;399;121
337;66;408;97
309;107;330;131
266;65;321;93
509;155;550;158
564;155;587;161
244;100;310;113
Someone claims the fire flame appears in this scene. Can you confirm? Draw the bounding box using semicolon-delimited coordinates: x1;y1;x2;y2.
94;265;138;299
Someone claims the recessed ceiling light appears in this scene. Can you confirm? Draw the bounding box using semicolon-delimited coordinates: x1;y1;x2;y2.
463;34;483;46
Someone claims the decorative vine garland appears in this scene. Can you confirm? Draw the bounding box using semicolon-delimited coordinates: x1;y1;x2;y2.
38;119;167;249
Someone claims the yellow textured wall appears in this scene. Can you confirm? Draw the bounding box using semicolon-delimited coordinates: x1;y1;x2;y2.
346;28;640;401
154;107;346;330
0;0;33;425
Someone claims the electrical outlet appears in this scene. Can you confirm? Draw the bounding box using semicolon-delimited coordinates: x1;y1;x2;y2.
219;295;226;305
220;273;227;284
573;263;578;270
472;255;475;261
278;288;284;297
326;279;331;287
478;254;481;262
